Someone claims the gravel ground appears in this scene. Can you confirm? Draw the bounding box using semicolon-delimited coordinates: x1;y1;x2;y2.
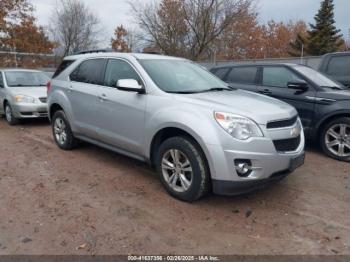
0;118;349;255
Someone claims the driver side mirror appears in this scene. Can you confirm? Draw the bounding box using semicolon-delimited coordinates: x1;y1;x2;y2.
116;79;145;94
287;80;308;91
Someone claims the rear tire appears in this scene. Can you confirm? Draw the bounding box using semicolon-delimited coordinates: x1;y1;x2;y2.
52;110;77;150
156;136;211;202
4;103;19;125
320;117;350;162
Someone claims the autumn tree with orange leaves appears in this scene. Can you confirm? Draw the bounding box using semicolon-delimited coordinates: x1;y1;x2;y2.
0;0;55;67
111;25;131;52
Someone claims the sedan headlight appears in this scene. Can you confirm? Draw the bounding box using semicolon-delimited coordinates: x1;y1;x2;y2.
14;95;37;104
214;112;263;140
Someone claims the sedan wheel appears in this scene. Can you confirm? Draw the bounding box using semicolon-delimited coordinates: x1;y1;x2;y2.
4;104;19;125
325;124;350;158
5;105;12;123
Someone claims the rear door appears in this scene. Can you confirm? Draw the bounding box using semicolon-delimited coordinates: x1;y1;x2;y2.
68;58;107;138
257;66;316;133
324;54;350;87
224;66;259;92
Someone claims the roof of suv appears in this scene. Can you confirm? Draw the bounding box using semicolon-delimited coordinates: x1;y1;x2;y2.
0;68;41;72
63;52;186;61
211;62;301;70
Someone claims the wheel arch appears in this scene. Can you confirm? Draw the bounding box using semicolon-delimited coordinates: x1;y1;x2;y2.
149;127;211;176
316;111;350;138
49;103;64;121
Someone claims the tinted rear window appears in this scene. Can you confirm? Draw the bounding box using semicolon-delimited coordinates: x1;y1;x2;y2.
70;59;106;85
211;67;230;79
326;56;350;76
226;67;257;84
53;60;75;78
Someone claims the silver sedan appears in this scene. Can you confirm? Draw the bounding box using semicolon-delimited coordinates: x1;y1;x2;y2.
0;69;50;125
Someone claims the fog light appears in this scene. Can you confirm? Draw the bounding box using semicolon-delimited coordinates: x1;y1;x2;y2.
234;159;252;177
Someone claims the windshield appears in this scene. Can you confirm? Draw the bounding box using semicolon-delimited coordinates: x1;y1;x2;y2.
139;59;229;93
294;66;343;89
5;71;50;87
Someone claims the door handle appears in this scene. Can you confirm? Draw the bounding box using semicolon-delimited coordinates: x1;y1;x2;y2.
259;89;272;95
98;94;108;102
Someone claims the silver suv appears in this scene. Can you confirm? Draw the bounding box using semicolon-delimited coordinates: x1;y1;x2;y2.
48;52;305;202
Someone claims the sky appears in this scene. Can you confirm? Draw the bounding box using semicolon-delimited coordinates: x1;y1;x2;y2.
29;0;350;46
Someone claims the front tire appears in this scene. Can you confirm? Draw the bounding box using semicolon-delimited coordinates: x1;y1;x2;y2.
156;136;211;202
4;103;19;125
52;110;77;150
320;117;350;162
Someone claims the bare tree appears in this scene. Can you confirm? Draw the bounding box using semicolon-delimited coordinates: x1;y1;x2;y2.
130;0;253;60
50;0;101;56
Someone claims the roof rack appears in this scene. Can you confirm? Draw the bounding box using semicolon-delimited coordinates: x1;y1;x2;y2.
75;49;114;55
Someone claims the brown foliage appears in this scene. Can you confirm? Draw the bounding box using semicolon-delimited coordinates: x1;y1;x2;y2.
111;25;131;52
131;0;254;60
0;0;55;68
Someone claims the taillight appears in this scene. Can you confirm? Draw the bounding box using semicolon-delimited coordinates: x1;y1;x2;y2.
46;81;52;93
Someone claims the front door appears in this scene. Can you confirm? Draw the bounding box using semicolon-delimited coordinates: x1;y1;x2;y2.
95;58;147;156
257;66;316;135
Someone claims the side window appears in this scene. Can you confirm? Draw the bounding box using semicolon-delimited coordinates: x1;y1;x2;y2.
104;59;142;87
262;67;299;88
70;59;106;85
226;67;257;84
326;56;350;76
0;72;4;88
212;67;230;79
53;59;75;78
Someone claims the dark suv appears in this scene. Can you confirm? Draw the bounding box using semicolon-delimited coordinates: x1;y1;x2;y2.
318;52;350;88
211;63;350;161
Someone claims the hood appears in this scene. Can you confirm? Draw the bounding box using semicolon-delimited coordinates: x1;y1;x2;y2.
175;90;297;125
318;88;350;101
7;86;47;98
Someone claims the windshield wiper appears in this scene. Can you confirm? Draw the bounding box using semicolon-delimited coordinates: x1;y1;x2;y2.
321;86;343;90
198;87;235;93
167;90;203;94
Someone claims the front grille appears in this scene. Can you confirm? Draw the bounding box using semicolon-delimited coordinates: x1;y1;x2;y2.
273;136;301;152
267;116;298;129
39;97;47;103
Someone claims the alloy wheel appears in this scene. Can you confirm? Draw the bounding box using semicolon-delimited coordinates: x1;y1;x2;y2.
161;149;193;193
54;117;67;146
325;124;350;157
5;105;12;123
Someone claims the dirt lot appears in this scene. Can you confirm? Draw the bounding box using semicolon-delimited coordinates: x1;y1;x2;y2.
0;118;349;255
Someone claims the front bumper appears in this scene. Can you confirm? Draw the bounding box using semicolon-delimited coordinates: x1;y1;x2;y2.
12;103;48;118
205;119;305;196
212;153;305;196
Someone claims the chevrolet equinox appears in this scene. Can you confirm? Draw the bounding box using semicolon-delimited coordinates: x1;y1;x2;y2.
48;52;305;202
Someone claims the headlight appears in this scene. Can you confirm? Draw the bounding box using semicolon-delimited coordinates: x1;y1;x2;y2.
14;95;37;103
214;112;263;140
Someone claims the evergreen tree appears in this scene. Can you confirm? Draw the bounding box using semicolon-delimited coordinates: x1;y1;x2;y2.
307;0;343;56
289;33;308;57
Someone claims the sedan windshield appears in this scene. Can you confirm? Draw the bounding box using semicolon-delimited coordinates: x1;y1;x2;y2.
5;71;49;87
294;66;343;89
139;59;231;93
